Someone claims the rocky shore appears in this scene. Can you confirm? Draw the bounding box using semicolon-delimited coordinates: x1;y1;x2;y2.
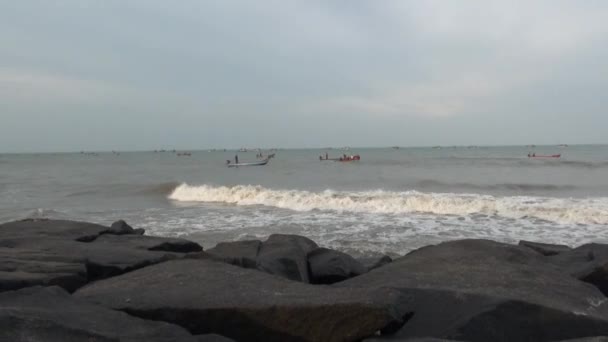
2;219;608;341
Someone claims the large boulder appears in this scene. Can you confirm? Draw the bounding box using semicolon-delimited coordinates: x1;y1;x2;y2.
256;234;318;282
0;219;202;292
519;240;572;256
337;239;608;341
206;240;261;268
0;286;198;342
75;259;411;342
308;247;367;284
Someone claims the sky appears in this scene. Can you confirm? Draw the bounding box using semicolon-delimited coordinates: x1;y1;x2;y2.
1;1;607;152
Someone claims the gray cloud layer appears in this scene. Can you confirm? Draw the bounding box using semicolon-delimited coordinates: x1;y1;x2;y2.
1;1;607;152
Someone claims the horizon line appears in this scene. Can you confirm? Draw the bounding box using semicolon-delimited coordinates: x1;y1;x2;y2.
1;143;606;155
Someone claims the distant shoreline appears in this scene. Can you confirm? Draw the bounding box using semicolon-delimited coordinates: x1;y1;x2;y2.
1;143;607;155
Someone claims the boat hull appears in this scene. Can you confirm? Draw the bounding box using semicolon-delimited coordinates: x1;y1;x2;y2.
227;159;269;167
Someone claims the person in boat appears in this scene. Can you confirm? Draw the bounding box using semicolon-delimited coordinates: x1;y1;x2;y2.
235;155;239;164
319;155;322;160
226;160;231;165
532;153;536;157
527;153;530;157
325;152;328;160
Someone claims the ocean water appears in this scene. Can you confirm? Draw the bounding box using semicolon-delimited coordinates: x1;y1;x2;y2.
1;145;608;256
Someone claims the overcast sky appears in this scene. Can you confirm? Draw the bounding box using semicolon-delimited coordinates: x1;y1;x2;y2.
1;1;607;152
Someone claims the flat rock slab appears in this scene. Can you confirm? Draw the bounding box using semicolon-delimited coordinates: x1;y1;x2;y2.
0;286;197;342
0;219;111;242
338;239;608;341
75;259;410;342
0;219;202;292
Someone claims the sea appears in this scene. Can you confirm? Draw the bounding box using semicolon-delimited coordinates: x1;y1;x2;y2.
1;145;608;257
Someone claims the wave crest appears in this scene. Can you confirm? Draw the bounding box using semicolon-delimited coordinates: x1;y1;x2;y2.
168;183;608;225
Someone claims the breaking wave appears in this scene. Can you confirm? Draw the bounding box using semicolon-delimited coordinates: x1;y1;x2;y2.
169;183;608;225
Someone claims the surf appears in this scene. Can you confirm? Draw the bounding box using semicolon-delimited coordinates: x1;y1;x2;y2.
168;183;608;225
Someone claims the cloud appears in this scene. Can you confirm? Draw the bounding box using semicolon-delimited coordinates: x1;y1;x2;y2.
1;1;608;150
0;68;138;106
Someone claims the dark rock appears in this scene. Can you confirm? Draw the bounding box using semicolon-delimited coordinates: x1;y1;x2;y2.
1;219;111;242
75;259;410;342
519;240;572;256
308;247;367;284
554;337;608;342
0;219;203;292
0;286;197;342
134;228;146;235
206;240;261;268
363;338;458;342
195;334;236;342
91;233;202;253
358;255;393;271
107;219;136;235
0;247;87;292
337;239;608;341
548;243;608;296
256;234;318;283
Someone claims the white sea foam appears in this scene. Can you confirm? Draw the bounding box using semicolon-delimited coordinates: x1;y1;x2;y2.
168;183;608;225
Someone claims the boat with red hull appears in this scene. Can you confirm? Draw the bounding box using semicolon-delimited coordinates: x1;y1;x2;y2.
338;155;360;162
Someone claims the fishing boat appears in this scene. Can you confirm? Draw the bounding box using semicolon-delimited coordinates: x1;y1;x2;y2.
337;155;360;162
227;159;269;167
528;154;561;158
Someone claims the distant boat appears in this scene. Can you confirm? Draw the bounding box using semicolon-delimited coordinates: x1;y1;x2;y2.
227;159;269;167
528;154;561;158
392;146;400;149
337;155;360;162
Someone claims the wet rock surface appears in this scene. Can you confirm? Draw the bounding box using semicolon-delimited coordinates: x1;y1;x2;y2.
0;219;202;292
75;258;410;342
0;286;198;342
337;239;608;341
4;219;608;341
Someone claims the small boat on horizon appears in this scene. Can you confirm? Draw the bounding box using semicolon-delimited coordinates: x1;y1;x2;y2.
227;159;269;167
528;154;561;158
319;153;360;162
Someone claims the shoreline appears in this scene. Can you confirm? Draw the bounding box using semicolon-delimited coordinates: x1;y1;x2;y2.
3;218;608;341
